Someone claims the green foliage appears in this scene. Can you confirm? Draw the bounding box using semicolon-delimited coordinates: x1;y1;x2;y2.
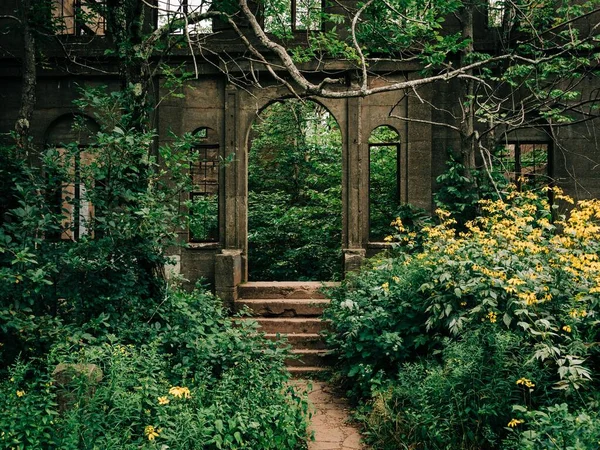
248;100;342;280
360;330;551;450
504;403;600;450
325;188;600;449
0;86;195;366
0;288;309;449
0;85;310;448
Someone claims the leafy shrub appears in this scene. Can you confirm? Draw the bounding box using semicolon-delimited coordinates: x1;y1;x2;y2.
325;187;600;448
504;403;600;450
0;86;309;449
1;288;309;450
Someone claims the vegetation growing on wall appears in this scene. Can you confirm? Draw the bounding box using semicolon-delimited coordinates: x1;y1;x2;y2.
248;99;343;281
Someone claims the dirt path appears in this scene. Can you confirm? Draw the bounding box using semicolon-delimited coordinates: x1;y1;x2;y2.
297;380;366;450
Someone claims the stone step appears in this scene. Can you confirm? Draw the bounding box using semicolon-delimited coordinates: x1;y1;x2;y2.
286;349;330;367
238;281;338;300
265;333;327;350
287;366;328;378
250;317;327;334
236;298;330;317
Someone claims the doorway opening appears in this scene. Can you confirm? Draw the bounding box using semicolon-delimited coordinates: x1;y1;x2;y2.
247;99;343;281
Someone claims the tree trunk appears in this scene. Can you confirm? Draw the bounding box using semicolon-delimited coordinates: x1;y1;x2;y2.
14;0;36;155
459;1;476;174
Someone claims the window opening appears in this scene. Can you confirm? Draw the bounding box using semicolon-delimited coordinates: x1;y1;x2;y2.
497;142;550;189
189;141;219;242
369;126;400;242
265;0;322;33
52;0;106;36
58;147;95;241
292;0;322;31
157;0;212;34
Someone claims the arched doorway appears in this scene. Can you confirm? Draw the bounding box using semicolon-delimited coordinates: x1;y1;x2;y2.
247;99;343;281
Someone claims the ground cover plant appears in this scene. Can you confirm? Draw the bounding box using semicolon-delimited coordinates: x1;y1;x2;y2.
325;186;600;449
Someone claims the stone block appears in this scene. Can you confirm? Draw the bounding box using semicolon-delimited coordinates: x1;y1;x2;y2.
343;248;366;274
53;363;103;412
215;249;242;309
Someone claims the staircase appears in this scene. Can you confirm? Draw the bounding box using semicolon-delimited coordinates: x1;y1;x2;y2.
235;281;336;376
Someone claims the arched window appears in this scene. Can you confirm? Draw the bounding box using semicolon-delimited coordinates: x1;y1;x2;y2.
189;127;219;242
45;114;99;240
369;125;400;242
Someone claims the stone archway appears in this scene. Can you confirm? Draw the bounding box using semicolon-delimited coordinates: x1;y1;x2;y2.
246;98;344;281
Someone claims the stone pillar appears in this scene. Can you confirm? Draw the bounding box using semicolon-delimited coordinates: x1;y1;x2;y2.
407;75;433;211
216;84;244;305
215;249;243;311
343;95;367;273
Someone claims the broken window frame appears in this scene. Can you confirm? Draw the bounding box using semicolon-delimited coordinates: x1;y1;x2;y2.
52;0;106;36
291;0;323;31
156;0;213;34
496;141;552;190
56;146;95;241
188;128;220;243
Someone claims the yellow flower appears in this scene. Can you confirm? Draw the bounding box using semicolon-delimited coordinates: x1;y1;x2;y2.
392;276;400;283
508;418;524;427
460;301;467;307
144;425;160;441
516;377;535;388
169;386;191;399
562;325;572;333
486;311;497;323
384;235;394;242
16;390;25;397
158;396;170;405
381;282;390;292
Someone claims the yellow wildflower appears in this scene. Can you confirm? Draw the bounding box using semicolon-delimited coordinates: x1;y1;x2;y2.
16;390;25;397
158;396;170;405
504;285;517;294
507;418;524;427
169;386;191;399
392;276;400;283
516;378;535;388
460;302;467;307
381;282;390;292
486;311;497;323
144;425;160;441
517;292;537;305
562;325;571;333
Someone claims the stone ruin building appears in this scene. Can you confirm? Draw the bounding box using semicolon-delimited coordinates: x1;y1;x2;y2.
1;0;599;307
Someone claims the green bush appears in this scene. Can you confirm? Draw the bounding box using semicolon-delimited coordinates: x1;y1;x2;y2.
0;87;309;449
1;288;309;450
325;187;600;449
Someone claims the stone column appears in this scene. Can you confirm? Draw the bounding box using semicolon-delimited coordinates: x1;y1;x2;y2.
216;84;244;306
343;95;367;273
407;76;433;210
